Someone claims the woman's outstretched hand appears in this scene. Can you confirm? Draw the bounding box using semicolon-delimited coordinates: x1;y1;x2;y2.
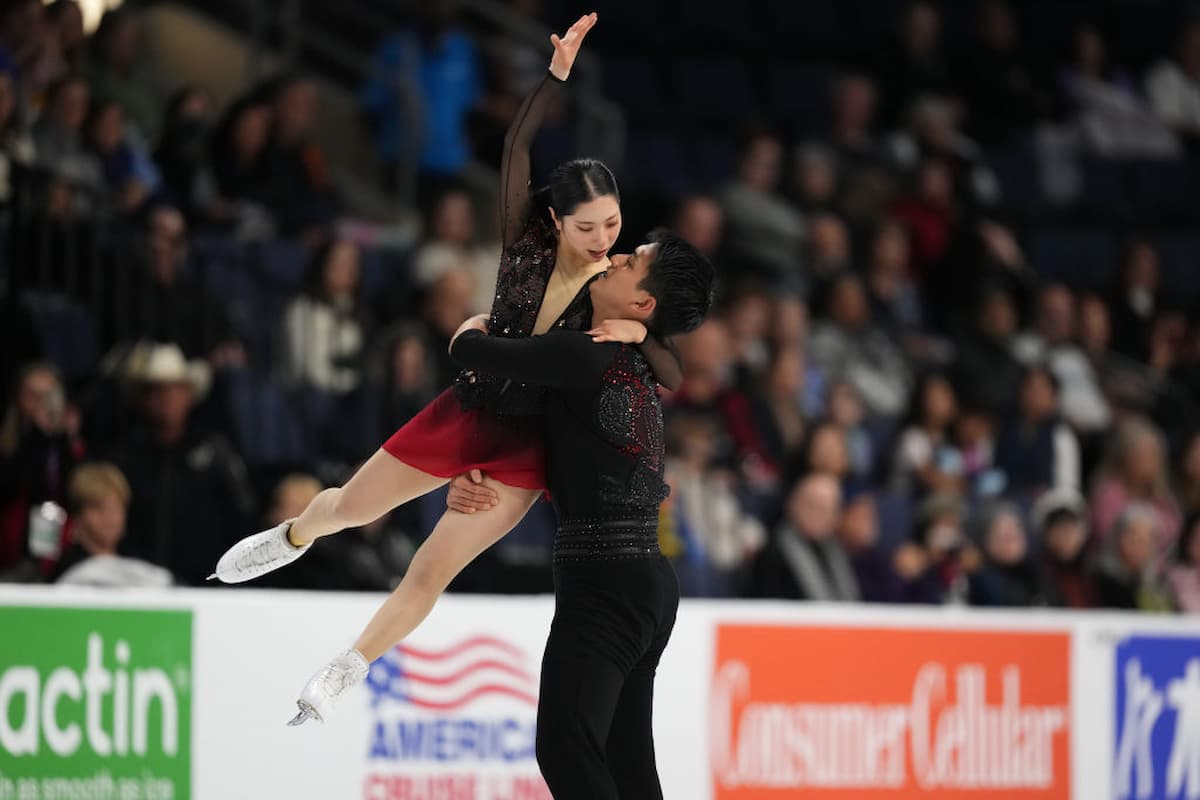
549;12;597;81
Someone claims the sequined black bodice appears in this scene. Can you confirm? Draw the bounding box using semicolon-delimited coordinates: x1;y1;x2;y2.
453;216;594;416
450;331;669;563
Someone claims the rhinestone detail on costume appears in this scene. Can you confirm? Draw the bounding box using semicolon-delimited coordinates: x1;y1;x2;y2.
594;347;667;508
553;518;661;564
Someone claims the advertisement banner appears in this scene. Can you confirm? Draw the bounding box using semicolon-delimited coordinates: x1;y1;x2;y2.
710;624;1071;800
0;607;193;800
1114;634;1200;800
363;633;550;800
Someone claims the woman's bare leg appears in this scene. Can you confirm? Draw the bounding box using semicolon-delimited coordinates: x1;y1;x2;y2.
289;448;450;545
353;482;541;661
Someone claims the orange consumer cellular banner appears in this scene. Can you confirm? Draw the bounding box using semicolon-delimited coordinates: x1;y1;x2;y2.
710;625;1071;800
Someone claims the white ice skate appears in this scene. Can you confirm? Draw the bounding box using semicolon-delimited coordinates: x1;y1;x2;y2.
287;649;369;726
209;520;309;583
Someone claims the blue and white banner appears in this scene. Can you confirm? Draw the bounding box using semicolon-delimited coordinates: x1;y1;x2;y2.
1114;635;1200;800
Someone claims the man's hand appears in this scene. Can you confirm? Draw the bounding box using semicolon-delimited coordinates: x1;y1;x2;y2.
447;469;500;514
450;314;490;353
588;319;647;344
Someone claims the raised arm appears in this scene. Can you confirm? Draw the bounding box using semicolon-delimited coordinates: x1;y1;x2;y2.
498;13;597;248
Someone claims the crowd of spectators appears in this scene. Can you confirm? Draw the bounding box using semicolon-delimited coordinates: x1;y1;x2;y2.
3;0;1200;616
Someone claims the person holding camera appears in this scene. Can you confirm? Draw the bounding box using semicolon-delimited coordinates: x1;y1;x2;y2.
0;361;85;579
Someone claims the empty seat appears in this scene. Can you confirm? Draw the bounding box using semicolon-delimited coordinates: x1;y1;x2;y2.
669;59;757;122
255;239;309;291
765;63;833;131
227;369;311;466
20;290;98;383
1028;228;1117;292
604;59;667;119
625;130;693;196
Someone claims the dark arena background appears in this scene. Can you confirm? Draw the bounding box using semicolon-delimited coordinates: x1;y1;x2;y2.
2;1;1200;798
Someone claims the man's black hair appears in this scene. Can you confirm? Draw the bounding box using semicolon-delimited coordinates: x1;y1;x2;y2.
639;228;717;338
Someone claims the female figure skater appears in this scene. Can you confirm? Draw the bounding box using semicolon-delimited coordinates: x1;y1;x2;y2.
212;13;680;719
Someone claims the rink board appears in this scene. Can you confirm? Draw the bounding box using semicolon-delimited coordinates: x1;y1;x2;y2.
1;586;1198;800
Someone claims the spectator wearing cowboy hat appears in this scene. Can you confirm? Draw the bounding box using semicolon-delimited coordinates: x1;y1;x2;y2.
109;342;254;585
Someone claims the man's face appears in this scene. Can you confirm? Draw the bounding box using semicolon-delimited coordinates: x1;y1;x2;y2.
675;197;722;256
1039;286;1075;345
787;475;842;541
144;382;192;430
148;209;188;284
588;243;656;324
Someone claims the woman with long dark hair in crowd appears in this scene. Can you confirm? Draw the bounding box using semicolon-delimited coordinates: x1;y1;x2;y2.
890;371;962;495
0;362;85;580
278;237;372;393
212;13;682;718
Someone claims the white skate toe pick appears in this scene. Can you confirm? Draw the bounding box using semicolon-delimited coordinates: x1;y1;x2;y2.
212;520;309;583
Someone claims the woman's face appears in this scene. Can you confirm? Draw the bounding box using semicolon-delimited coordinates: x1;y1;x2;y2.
17;367;62;426
810;425;850;477
796;155;835;203
1125;243;1160;292
91;104;124;153
768;348;804;396
1020;370;1057;421
838;496;879;551
433;192;475;244
986;513;1027;565
728;293;771;341
392;337;428;391
1118;518;1156;571
54;80;89;131
771;297;809;344
918;160;953;207
1125;434;1164;488
924;377;957;426
1079;296;1110;350
553;194;621;264
322;241;360;297
233;105;271;159
924;513;963;558
872;223;909;274
829;382;863;427
1046;517;1086;562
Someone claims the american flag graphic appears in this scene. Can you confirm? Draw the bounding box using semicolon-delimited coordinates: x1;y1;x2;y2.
366;635;539;711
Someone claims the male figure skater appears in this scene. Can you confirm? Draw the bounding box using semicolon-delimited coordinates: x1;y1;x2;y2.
286;229;713;796
447;230;716;798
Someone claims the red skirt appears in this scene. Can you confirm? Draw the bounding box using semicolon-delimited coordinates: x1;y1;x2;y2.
382;388;545;490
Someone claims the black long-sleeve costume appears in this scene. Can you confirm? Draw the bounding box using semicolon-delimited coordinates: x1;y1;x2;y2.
451;328;677;799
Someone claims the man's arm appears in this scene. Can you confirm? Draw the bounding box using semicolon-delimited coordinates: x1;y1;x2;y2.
450;329;600;390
